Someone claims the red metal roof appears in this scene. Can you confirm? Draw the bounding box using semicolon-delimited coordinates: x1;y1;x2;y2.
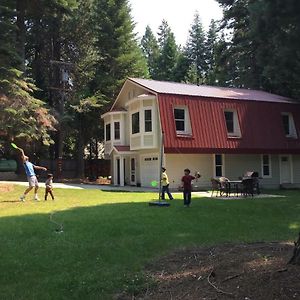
158;94;300;154
129;78;294;103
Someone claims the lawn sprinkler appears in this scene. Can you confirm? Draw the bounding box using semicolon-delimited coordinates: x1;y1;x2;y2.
50;211;64;233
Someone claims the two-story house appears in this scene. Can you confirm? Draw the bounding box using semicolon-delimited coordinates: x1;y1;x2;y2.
102;78;300;189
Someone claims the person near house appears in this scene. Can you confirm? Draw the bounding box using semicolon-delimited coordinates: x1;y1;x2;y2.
161;167;173;200
181;168;196;207
45;173;55;201
18;148;47;201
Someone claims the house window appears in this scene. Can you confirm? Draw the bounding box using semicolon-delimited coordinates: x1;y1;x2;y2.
224;110;241;137
144;109;152;132
281;113;297;138
114;122;120;140
131;112;140;134
105;123;111;141
174;108;185;132
261;154;271;177
215;154;223;177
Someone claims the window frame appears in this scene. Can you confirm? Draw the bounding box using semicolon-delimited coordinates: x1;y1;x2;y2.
144;108;152;133
105;123;111;141
114;121;120;140
131;111;140;135
214;154;224;177
224;109;241;138
173;106;192;135
281;112;297;138
261;154;272;178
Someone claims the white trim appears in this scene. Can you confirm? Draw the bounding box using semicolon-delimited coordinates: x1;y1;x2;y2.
125;95;156;108
111;79;157;111
261;154;272;178
101;110;127;119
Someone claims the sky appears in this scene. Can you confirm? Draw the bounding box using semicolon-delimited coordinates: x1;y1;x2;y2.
129;0;223;46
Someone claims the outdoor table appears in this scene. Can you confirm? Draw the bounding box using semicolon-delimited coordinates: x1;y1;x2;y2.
226;180;242;197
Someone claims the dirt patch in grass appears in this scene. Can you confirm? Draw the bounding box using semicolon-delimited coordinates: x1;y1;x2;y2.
119;242;300;300
0;184;14;192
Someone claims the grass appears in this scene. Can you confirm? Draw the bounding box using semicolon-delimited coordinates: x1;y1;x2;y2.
0;185;299;299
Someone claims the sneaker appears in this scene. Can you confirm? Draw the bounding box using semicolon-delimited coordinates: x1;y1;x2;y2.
19;195;25;202
34;196;40;201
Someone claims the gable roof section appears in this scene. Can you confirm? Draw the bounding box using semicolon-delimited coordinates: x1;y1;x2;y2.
158;94;300;154
129;78;294;103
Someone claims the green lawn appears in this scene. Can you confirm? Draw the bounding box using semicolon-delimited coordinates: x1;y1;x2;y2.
0;185;299;299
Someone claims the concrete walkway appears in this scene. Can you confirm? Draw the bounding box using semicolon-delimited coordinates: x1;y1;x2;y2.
0;181;158;192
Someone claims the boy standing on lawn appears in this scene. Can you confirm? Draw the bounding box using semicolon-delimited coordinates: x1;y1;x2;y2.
45;174;55;201
18;148;47;201
161;167;173;200
181;168;195;207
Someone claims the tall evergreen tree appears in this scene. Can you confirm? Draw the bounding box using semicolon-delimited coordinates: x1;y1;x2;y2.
217;0;300;97
91;0;148;99
186;12;207;84
141;25;159;79
205;19;219;85
155;20;178;81
0;1;56;144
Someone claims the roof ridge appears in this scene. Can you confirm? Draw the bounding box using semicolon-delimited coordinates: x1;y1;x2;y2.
128;77;294;103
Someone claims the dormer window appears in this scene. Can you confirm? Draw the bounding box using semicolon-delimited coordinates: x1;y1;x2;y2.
224;110;241;137
174;107;191;135
281;113;297;138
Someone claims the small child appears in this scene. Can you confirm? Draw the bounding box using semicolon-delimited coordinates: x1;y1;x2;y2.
181;168;195;207
45;174;55;201
161;167;174;200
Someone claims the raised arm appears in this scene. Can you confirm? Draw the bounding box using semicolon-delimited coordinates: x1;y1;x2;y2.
17;148;26;163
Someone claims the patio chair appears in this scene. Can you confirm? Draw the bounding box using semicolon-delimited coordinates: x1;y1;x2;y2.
242;178;254;197
211;178;221;197
211;178;228;197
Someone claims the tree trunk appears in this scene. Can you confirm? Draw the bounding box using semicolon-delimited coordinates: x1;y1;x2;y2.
76;121;85;179
288;233;300;265
16;0;26;71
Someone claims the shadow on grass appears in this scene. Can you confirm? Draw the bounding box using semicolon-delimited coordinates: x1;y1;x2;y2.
0;195;300;299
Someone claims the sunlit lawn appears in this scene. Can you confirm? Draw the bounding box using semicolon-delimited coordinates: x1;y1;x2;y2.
0;185;299;299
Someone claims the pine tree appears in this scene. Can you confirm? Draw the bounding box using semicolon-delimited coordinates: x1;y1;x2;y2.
91;0;148;99
0;1;56;144
205;20;219;85
186;12;207;84
155;20;178;81
141;26;159;79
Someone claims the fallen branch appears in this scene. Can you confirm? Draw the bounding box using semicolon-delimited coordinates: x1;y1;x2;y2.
207;270;234;297
222;273;243;283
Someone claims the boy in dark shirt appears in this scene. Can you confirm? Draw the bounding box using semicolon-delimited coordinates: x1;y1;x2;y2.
181;168;195;207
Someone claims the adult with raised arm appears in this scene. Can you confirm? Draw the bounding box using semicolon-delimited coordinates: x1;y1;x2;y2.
18;147;47;201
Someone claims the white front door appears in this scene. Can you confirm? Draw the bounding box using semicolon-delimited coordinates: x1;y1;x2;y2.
140;155;159;187
280;156;292;184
